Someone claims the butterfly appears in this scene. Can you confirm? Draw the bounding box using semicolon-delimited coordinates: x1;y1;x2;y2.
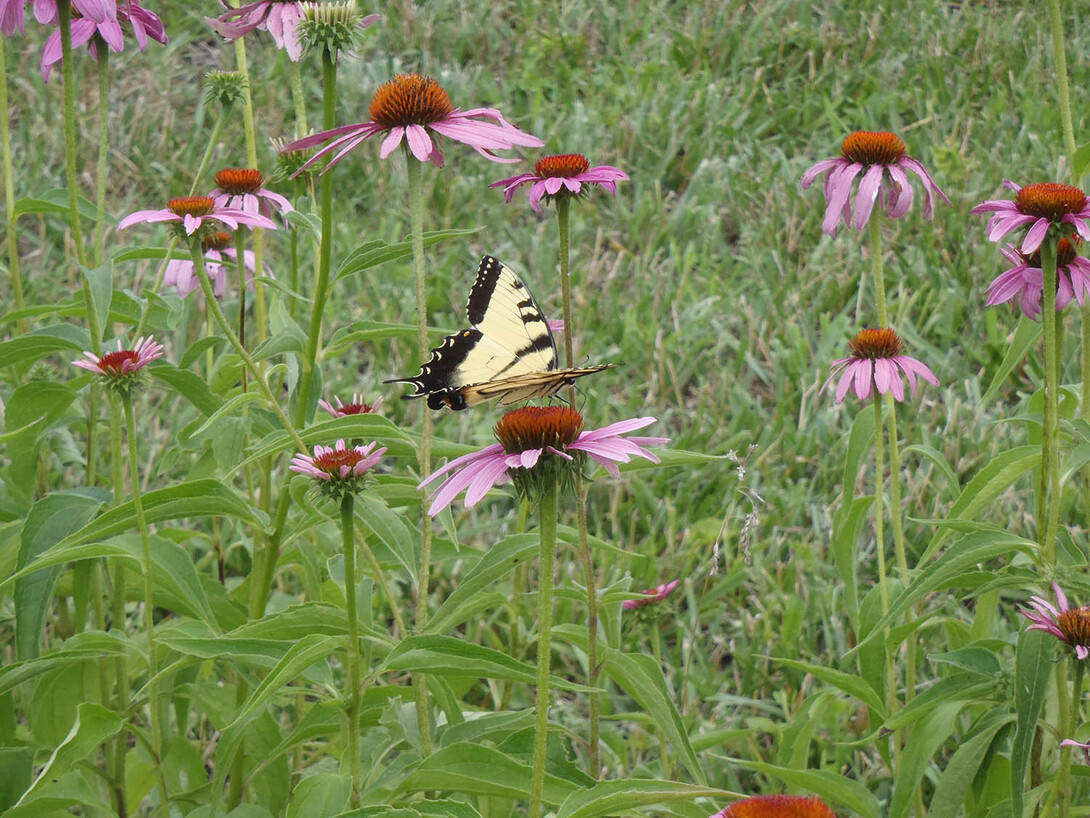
386;255;615;411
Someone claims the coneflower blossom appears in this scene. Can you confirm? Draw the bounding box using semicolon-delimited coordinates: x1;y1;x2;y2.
118;195;276;237
490;153;628;213
38;0;166;82
972;180;1090;255
1;0;26;36
34;0;115;26
284;73;543;173
207;0;307;61
1021;583;1090;660
987;238;1090;321
319;394;383;418
210;168;293;218
162;231;268;298
823;328;938;403
709;794;837;818
421;408;666;516
622;579;680;610
290;439;385;498
73;336;164;384
801;131;948;236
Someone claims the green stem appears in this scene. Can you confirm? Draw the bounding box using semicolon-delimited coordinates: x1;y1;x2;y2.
122;394;168;807
575;483;601;779
649;624;670;780
405;149;434;756
1041;238;1060;565
557;197;575;376
109;404;129;813
340;494;362;806
187;112;228;196
188;237;306;452
59;0;88;271
0;37;25;332
870;214;888;327
360;529;406;637
232;38;267;345
295;48;337;426
288;59;309;137
234;230;249;391
528;484;558;818
1048;0;1078;175
93;47;109;266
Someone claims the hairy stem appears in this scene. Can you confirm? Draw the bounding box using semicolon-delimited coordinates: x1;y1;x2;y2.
870;214;888;327
1040;238;1060;565
0;36;25;332
93;47;109;266
341;494;362;806
528;484;558;818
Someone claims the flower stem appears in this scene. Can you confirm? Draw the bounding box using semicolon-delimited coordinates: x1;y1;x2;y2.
870;214;888;327
188;237;306;452
188;111;228;196
556;197;575;378
288;59;309;137
122;394;167;805
58;0;88;271
649;623;670;779
528;484;559;818
1048;0;1078;174
0;36;25;333
93;47;110;267
108;403;129;813
234;230;249;391
1040;238;1060;565
340;493;362;806
405;149;434;756
295;47;337;426
232;38;267;345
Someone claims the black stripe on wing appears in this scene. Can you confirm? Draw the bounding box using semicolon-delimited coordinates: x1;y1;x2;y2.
384;329;484;410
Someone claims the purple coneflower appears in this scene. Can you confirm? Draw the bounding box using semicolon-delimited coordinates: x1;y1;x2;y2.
162;231;267;298
622;579;680;611
1021;583;1090;660
972;180;1090;255
210;167;293;218
1;0;26;36
421;407;666;516
986;237;1090;321
73;335;163;382
490;153;628;213
38;0;165;82
709;794;837;818
207;0;306;61
824;328;938;404
284;73;543;173
319;394;383;418
801;131;948;236
34;0;115;26
118;195;276;237
290;439;386;498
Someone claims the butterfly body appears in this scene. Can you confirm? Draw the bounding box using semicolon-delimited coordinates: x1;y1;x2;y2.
387;255;614;411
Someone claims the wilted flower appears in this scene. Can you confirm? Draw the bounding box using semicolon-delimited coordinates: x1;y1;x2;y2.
801;130;948;236
284;73;543;173
290;439;385;498
622;579;680;610
972;180;1090;255
710;794;837;818
420;408;666;515
73;336;164;393
211;168;293;218
490;153;628;213
823;328;938;403
987;238;1090;321
1021;583;1090;660
161;231;268;298
319;394;383;417
207;0;307;61
118;195;276;238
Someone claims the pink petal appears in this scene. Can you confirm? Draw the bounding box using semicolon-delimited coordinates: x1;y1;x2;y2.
379;127;405;159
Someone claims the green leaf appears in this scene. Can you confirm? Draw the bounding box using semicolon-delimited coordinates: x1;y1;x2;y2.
0;747;33;812
13;188;101;221
15;491;104;659
729;760;881;818
928;712;1014;818
0;631;133;697
17;702;123;803
1075;140;1090;182
383;635;593;693
615;447;728;473
336;227;483;280
883;674;996;731
832;407;875;630
326;320;429;353
233;415;415;474
604;651;704;783
774;657;884;713
110;245;191;263
927;646;1003;678
427;534;537;634
3;771;114;817
982;317;1041;404
286;773;352;818
357;495;418;578
1010;629;1052;818
0;328;86;370
556;779;730;818
890;701;964;818
150;363;226;416
900;443;959;492
397;743;577;805
80;260;113;341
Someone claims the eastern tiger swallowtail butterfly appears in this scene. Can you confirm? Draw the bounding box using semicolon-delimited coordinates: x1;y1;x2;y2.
386;255;615;411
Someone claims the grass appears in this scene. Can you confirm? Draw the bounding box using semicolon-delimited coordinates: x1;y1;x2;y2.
4;0;1090;813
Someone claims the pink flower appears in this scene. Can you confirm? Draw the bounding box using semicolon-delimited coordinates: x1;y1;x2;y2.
823;328;938;404
162;231;268;298
1021;583;1090;660
1060;739;1090;764
1;0;27;36
801;130;949;236
709;794;837;818
319;394;383;418
206;0;300;60
73;335;163;379
34;0;115;26
284;73;543;173
38;0;165;82
622;579;680;610
490;153;628;213
972;180;1090;255
290;439;385;482
118;195;276;237
210;167;293;219
421;407;666;516
986;238;1090;321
